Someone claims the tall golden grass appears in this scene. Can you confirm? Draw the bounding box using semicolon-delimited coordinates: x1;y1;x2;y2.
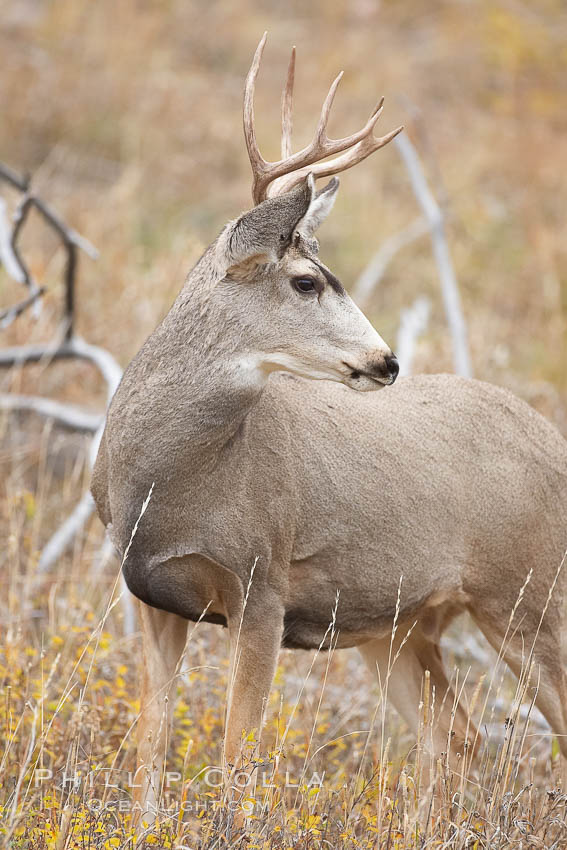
1;488;565;847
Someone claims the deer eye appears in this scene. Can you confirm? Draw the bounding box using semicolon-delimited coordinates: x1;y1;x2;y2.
292;276;317;294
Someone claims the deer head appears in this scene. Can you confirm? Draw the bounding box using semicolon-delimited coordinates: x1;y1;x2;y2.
207;34;402;392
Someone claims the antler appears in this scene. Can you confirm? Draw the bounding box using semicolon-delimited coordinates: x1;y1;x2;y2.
244;33;404;205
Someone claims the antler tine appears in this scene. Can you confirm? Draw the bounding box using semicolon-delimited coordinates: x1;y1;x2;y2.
268;121;404;198
311;122;404;181
371;96;385;118
243;36;404;204
244;32;270;203
281;46;295;159
314;71;343;145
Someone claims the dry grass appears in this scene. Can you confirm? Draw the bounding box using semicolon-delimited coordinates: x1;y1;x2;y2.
1;0;567;847
1;488;566;848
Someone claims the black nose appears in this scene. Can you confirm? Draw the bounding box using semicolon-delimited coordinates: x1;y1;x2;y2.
385;354;399;383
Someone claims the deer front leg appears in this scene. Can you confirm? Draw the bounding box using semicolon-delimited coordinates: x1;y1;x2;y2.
133;601;188;825
223;595;284;820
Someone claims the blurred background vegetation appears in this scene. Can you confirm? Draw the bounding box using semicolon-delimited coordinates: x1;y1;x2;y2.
1;0;566;424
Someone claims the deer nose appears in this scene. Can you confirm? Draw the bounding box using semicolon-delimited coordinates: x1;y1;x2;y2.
360;352;399;386
368;352;399;385
385;354;399;383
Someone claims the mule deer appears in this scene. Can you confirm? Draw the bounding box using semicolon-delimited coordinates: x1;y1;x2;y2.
91;35;567;816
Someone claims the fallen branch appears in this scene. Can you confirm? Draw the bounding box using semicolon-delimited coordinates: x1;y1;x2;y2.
38;490;96;573
0;196;26;282
1;160;134;632
0;393;102;432
0;336;122;403
0;337;122;589
394;134;471;377
5;338;122;574
35;417;136;637
0;162;29;192
0;161;98;337
0;193;43;323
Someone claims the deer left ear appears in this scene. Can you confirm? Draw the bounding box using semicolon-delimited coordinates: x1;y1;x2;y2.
296;175;339;238
226;251;272;282
220;180;312;275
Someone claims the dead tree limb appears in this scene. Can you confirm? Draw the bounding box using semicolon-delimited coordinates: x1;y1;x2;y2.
395;296;431;377
0;162;97;337
0;162;29;192
0;336;122;403
1;335;122;575
394;134;472;377
20;342;122;574
38;490;97;573
0;197;26;283
0;393;102;432
0;162;133;632
352;136;470;378
11;192;97;337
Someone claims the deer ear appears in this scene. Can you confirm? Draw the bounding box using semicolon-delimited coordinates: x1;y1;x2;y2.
226;252;272;282
296;175;339;238
221;180;312;274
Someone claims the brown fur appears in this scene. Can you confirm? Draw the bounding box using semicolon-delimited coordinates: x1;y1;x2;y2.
92;180;567;817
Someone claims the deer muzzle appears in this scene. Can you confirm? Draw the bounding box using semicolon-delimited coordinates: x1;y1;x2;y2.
343;353;399;391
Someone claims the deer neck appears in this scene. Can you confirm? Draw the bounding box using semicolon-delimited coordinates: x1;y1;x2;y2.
152;273;267;465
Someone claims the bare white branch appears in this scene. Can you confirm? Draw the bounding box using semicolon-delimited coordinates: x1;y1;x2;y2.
35;422;107;574
1;337;123;580
0;197;25;282
395;296;431;377
394;134;471;377
67;336;122;402
34;415;116;575
0;163;98;338
38;490;96;573
0;393;102;432
0;336;122;404
0;161;135;629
